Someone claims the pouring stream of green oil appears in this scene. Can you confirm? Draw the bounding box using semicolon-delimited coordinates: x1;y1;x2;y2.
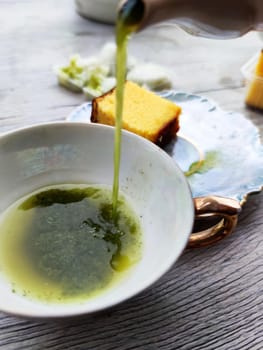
112;0;145;216
112;19;129;216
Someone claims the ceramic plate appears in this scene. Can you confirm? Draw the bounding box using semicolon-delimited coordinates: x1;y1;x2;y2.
67;91;263;204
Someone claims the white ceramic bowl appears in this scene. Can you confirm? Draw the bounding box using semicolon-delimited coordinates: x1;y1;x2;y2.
75;0;119;24
0;122;194;319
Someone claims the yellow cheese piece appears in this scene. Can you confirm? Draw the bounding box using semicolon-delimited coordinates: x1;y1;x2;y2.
255;50;263;76
246;79;263;109
246;50;263;110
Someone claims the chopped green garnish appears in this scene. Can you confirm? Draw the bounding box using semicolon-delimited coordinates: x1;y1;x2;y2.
185;151;221;177
61;55;84;79
87;72;102;91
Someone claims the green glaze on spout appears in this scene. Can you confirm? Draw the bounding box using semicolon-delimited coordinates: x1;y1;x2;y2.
118;0;145;29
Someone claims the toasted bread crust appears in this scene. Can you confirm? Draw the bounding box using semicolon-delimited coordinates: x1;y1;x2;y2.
91;87;115;123
155;118;180;146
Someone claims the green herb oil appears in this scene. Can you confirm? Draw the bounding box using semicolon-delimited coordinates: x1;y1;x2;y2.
0;185;142;303
112;20;129;216
112;0;145;215
185;151;221;177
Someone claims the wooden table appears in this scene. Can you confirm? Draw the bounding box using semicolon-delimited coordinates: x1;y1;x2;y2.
1;1;263;349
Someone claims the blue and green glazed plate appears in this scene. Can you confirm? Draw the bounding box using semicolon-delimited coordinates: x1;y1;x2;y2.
68;91;263;205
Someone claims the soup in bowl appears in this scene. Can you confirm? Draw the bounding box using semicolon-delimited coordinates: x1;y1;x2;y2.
0;122;194;319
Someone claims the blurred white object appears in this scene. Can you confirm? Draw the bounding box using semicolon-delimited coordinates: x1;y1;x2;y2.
75;0;118;24
127;63;172;90
55;42;173;99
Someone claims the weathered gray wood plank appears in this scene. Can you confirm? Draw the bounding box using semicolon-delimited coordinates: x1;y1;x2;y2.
0;0;262;349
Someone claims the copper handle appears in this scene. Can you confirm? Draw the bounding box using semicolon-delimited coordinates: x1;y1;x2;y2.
188;196;242;248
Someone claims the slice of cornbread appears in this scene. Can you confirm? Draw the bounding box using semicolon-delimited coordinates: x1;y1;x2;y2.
91;81;181;146
246;50;263;110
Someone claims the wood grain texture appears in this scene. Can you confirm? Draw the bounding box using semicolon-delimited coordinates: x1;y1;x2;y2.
0;0;263;349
